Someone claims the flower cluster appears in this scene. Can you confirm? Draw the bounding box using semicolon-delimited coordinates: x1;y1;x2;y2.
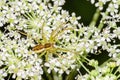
0;0;120;80
76;62;118;80
0;0;81;79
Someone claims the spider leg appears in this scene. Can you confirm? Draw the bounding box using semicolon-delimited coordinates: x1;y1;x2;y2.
47;46;74;56
45;51;49;61
54;47;74;53
41;23;47;43
38;50;46;58
16;30;28;36
16;30;40;43
50;26;76;43
53;27;76;40
49;22;66;42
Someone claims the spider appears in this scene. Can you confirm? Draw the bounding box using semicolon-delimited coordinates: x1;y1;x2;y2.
17;22;76;60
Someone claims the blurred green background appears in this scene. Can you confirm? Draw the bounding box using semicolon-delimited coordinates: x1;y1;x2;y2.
63;0;96;25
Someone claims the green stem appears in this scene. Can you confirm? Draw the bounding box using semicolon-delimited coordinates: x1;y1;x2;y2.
58;74;62;80
52;70;62;80
79;61;90;74
43;67;53;80
86;8;100;39
98;11;109;30
89;8;100;27
66;68;78;80
52;70;58;80
100;58;112;67
114;67;119;75
117;74;120;80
